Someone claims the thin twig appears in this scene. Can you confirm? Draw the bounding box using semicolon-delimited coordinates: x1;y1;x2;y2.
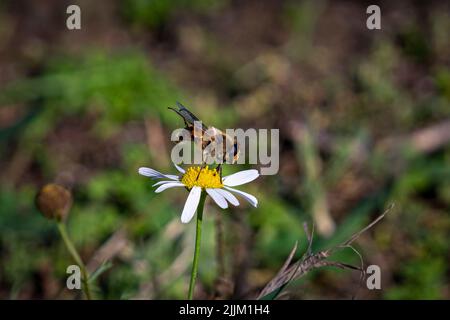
338;203;394;248
303;222;315;257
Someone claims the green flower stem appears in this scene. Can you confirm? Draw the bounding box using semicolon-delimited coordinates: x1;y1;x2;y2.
57;222;93;300
188;191;207;300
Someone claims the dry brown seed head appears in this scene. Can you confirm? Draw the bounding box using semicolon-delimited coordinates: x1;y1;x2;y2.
35;183;73;222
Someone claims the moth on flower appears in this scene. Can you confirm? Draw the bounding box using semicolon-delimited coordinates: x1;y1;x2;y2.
169;102;240;177
138;164;259;223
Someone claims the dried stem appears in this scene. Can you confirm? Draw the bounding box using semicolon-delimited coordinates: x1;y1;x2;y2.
258;204;394;299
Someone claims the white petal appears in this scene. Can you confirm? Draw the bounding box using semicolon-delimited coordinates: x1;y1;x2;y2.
206;189;228;209
152;180;176;187
222;169;259;187
165;174;180;180
138;167;179;181
181;186;202;223
173;163;185;174
155;182;184;193
224;186;258;207
139;167;165;178
215;189;239;206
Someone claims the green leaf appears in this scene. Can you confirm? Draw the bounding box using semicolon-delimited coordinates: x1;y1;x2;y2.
88;260;113;283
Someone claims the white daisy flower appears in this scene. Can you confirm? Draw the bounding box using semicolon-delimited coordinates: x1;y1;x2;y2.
138;164;259;223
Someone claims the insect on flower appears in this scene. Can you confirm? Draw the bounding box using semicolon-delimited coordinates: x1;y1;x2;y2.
169;102;240;177
138;163;259;223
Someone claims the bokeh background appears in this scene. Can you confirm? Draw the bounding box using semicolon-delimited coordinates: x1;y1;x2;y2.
0;0;449;299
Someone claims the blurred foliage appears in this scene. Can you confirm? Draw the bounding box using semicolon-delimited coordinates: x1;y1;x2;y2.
0;0;449;300
122;0;228;28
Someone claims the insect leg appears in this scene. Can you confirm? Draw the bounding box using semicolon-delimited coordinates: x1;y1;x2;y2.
196;163;206;181
216;164;223;181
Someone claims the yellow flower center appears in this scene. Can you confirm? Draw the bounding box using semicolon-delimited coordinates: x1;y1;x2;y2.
181;166;223;189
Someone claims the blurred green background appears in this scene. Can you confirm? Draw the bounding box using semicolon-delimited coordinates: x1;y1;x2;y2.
0;0;449;299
